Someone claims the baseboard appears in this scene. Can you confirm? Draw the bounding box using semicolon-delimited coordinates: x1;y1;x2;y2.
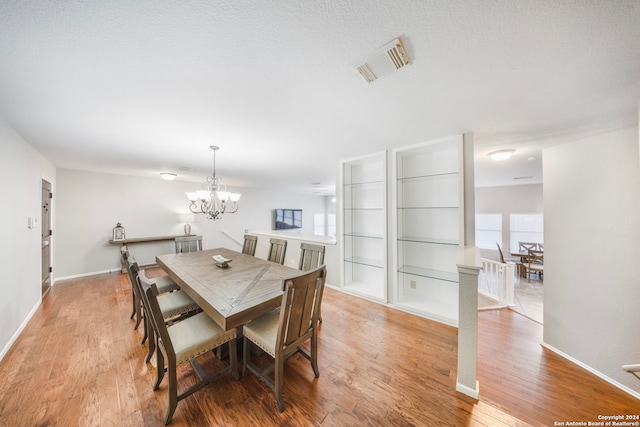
0;299;41;362
456;380;479;399
53;268;122;283
541;342;640;400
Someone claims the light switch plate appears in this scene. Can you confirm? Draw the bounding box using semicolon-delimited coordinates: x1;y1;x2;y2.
28;217;39;229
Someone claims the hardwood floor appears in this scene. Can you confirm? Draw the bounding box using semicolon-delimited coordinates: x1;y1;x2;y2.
0;269;638;426
511;276;544;324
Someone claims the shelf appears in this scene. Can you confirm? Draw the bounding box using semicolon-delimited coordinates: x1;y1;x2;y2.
109;234;193;245
395;298;458;327
341;151;387;302
344;256;385;269
398;264;459;283
344;232;385;240
397;171;458;182
397;206;459;210
397;236;459;245
342;281;386;302
344;180;385;187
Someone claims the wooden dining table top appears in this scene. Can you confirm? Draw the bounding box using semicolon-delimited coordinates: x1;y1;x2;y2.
510;249;544;264
156;248;300;331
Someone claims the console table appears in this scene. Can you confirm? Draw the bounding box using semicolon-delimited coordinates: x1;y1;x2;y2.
110;234;194;272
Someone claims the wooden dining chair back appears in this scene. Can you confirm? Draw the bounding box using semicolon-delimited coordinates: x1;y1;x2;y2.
175;235;203;253
299;243;326;322
496;242;522;278
267;238;287;265
140;277;238;425
496;242;506;263
121;246;139;322
137;269;200;363
123;252;145;330
298;243;325;271
242;265;327;412
242;234;258;256
518;242;538;253
524;249;544;281
124;251;181;331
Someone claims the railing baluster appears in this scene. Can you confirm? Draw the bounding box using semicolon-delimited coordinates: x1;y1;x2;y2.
478;257;516;308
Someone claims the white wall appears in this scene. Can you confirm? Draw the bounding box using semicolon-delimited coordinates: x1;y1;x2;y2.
55;169;333;277
475;183;543;259
251;230;338;286
0;118;56;359
544;126;640;396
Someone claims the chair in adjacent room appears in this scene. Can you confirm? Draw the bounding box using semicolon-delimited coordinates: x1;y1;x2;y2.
242;265;326;412
140;277;238;425
496;242;522;278
524;249;544;281
175;235;203;253
267;238;287;265
242;234;258;256
518;241;538;253
136;267;201;363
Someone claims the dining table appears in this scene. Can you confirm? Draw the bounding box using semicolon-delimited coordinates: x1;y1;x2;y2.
156;248;300;331
510;250;532;261
509;249;543;278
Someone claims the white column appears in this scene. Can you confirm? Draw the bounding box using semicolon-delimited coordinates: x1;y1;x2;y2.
456;246;482;399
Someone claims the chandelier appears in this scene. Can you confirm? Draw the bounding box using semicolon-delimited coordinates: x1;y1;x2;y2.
186;146;241;220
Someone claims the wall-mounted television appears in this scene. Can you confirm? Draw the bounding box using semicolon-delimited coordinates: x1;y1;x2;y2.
274;209;302;230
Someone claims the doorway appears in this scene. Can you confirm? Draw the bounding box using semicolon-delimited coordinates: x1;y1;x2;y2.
42;179;52;295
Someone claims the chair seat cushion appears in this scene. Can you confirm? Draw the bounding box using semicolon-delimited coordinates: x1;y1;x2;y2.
528;264;544;272
242;309;280;357
155;275;180;293
158;290;198;319
169;312;236;365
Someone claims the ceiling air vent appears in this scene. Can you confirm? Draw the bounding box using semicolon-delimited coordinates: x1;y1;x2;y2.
355;38;410;83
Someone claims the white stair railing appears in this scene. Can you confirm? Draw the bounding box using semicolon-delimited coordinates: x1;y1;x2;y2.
221;231;242;248
478;258;516;307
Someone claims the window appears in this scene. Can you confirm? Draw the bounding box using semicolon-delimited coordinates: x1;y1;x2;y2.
327;213;336;237
314;213;324;236
475;213;502;250
510;213;543;251
314;213;337;237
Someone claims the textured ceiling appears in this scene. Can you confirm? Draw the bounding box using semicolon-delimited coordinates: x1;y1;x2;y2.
1;1;639;192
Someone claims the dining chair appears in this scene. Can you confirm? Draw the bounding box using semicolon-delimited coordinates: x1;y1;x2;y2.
120;246;137;321
496;242;522;278
175;235;203;253
242;234;258;256
537;243;544;251
136;268;201;363
242;265;327;412
524;249;544;281
123;252;180;330
140;277;238;425
267;238;287;265
518;242;538;253
298;243;326;322
298;243;325;271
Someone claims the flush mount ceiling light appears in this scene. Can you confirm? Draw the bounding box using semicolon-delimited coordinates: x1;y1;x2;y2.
160;173;177;180
354;38;410;83
488;149;515;161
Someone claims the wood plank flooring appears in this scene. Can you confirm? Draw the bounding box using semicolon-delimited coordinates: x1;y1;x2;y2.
0;269;638;426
